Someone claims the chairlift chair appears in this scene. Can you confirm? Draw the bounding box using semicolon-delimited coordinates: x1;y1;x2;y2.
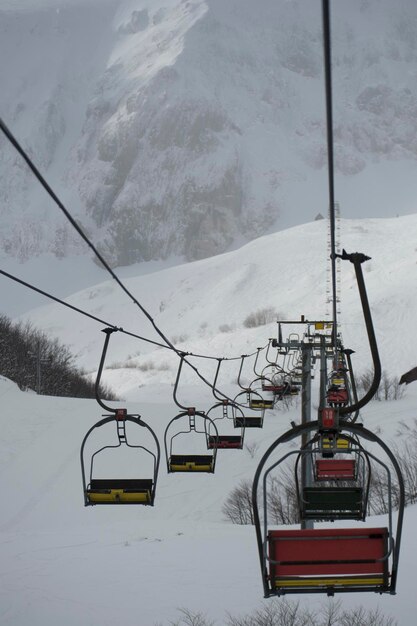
164;408;218;472
252;420;405;596
206;400;244;449
233;389;265;428
249;377;275;409
204;358;245;449
164;355;218;472
80;329;160;506
327;370;349;407
81;409;160;505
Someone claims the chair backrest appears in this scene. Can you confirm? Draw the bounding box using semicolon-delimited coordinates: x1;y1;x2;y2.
268;527;388;580
316;459;356;480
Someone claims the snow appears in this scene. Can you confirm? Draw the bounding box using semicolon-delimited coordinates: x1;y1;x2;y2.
0;377;416;625
1;212;417;623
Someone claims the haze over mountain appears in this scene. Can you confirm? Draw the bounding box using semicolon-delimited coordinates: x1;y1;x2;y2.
1;0;417;269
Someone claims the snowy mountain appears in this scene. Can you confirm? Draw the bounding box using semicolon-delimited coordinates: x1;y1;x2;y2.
1;0;417;267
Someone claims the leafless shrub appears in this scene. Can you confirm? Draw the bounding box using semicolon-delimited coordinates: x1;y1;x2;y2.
226;598;396;626
244;441;260;459
227;598;314;626
243;307;283;329
137;360;156;372
338;605;396;626
367;463;393;515
267;468;299;525
394;420;417;505
171;334;189;344
219;323;234;333
276;391;299;411
163;599;397;625
357;369;405;401
380;371;405;401
222;479;254;525
109;360;142;370
167;608;214;626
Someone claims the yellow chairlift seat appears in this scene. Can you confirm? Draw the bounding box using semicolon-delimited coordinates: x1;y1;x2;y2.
250;398;274;409
321;435;350;450
86;479;153;504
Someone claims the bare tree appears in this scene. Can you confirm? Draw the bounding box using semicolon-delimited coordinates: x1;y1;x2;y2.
267;470;299;525
339;606;396;626
227;599;314;626
357;369;404;402
162;600;397;626
168;608;214;626
222;479;254;525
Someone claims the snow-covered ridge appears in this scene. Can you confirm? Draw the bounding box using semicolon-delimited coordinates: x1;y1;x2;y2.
1;0;417;266
16;214;417;401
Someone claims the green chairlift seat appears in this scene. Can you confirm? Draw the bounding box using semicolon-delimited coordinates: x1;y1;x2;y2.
301;486;364;521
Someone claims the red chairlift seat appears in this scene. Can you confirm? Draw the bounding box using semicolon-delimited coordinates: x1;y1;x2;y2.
207;435;243;449
206;400;245;450
268;527;389;595
328;388;349;407
316;459;356;481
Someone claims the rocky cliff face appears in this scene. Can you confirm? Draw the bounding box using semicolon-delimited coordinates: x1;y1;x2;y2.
1;0;417;266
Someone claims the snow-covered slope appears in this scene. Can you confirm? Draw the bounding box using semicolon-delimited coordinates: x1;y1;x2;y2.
14;214;417;401
1;0;417;267
0;371;416;625
1;209;417;623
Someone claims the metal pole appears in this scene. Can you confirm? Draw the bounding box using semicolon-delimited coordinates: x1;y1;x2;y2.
301;344;313;530
36;340;41;394
319;335;327;408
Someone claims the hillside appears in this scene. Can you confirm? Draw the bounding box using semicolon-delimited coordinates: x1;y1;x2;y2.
13;214;417;401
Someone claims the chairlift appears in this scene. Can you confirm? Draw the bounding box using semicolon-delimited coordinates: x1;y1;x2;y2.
252;420;405;596
164;355;218;472
327;370;349;407
206;401;244;449
205;360;244;449
80;329;160;506
232;356;267;426
233;389;265;428
294;432;371;523
249;377;275;409
253;250;404;595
